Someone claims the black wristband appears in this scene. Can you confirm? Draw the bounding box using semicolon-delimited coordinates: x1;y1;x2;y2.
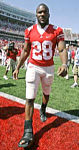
59;49;64;53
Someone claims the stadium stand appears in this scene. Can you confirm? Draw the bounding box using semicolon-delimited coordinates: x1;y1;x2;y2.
0;1;36;41
63;28;79;46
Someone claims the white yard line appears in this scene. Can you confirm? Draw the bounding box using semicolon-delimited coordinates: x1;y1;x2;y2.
0;92;79;123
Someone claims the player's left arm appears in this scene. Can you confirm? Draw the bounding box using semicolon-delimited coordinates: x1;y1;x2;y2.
57;40;68;77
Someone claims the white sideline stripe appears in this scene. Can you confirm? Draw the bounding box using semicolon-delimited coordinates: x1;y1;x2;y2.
0;92;79;124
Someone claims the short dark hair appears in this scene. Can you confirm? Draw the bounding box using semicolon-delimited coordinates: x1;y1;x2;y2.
36;3;49;13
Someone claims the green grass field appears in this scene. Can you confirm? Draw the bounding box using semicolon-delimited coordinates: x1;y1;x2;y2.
0;56;79;116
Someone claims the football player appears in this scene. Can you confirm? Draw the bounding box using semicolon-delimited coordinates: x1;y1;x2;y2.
13;3;67;148
3;42;18;80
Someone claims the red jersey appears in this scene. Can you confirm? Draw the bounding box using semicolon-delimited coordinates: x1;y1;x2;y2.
17;49;21;57
7;48;17;61
71;50;75;59
25;24;64;66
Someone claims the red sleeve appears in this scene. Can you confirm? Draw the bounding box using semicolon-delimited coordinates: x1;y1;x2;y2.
24;28;30;43
56;27;64;43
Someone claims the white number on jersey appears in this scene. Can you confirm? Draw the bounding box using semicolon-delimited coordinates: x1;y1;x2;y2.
32;41;53;60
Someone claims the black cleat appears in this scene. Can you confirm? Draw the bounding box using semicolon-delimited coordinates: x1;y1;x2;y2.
40;108;47;122
18;128;34;148
18;120;34;148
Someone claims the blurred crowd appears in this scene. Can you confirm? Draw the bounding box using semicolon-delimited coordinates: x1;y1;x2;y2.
64;44;79;88
0;20;26;35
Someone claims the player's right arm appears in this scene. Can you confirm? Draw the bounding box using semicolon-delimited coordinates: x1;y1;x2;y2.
13;42;31;79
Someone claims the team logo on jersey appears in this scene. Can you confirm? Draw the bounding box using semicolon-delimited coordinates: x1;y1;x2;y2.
46;35;51;39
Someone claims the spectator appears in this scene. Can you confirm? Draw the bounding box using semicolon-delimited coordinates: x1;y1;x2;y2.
71;47;79;88
3;42;18;80
64;44;71;79
16;48;21;64
1;47;6;66
71;46;75;72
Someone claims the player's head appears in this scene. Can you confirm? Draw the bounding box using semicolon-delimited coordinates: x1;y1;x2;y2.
36;3;50;28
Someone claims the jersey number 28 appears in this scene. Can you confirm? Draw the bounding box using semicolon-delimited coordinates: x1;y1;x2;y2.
32;41;53;60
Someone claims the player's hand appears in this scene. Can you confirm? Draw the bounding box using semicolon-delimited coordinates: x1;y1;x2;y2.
13;69;19;80
57;64;67;77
